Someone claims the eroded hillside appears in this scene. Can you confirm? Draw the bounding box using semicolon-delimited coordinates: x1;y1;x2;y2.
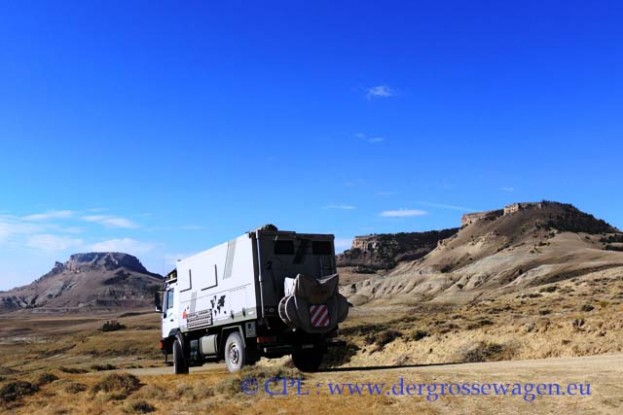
342;202;623;305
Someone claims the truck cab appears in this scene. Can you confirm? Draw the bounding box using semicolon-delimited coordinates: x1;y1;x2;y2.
160;271;179;342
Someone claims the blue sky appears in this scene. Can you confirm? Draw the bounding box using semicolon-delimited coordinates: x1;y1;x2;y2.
1;1;622;290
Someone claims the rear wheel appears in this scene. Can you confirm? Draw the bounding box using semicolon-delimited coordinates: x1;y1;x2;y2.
173;337;189;375
224;332;246;373
292;348;323;372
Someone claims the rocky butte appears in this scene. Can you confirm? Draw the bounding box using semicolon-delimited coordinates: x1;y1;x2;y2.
0;252;162;313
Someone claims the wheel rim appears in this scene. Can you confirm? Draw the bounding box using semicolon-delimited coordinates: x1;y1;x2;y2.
228;343;240;365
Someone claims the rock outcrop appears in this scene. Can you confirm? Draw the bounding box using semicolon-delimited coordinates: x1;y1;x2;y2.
337;228;459;271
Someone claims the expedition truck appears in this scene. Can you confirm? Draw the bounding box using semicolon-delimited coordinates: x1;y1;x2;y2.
157;225;349;374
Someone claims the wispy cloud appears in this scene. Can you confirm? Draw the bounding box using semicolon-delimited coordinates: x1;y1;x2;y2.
325;204;356;210
90;238;158;255
23;210;76;221
415;202;474;212
366;84;395;99
26;234;84;251
355;133;385;144
81;215;138;229
0;215;42;243
501;187;515;192
379;209;427;218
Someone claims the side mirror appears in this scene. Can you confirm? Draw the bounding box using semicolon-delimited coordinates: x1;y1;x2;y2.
154;291;162;313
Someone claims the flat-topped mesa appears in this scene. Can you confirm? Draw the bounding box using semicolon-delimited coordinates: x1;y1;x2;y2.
461;201;551;227
65;252;148;274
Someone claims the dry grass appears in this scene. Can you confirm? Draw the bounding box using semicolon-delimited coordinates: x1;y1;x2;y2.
91;373;142;399
0;267;622;413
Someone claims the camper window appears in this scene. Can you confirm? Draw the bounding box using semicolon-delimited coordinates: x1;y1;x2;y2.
312;241;332;255
274;240;294;255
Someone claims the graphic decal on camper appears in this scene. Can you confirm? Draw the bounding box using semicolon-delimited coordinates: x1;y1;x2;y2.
210;295;227;315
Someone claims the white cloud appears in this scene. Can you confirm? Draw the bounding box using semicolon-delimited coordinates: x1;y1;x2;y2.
81;215;138;229
366;85;394;99
90;238;158;255
416;202;473;212
0;215;42;243
23;210;76;221
379;209;428;218
501;187;515;192
325;204;356;210
0;222;12;242
26;234;84;251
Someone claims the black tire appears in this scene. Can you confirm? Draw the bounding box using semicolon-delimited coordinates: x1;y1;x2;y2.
173;337;189;375
292;349;323;372
224;331;246;373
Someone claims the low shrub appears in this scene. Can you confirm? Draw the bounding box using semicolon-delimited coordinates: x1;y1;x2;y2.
101;320;126;332
124;400;156;414
36;373;59;386
410;329;429;341
64;382;87;394
0;381;39;404
91;363;117;371
91;373;141;399
59;367;88;374
460;341;519;363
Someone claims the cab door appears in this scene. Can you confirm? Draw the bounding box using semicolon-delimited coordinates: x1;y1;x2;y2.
161;285;179;339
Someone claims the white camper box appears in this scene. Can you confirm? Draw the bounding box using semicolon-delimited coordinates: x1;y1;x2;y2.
159;225;349;374
176;234;257;332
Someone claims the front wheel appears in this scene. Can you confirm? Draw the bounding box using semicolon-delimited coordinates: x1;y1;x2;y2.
224;331;246;373
173;337;189;375
292;348;323;372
